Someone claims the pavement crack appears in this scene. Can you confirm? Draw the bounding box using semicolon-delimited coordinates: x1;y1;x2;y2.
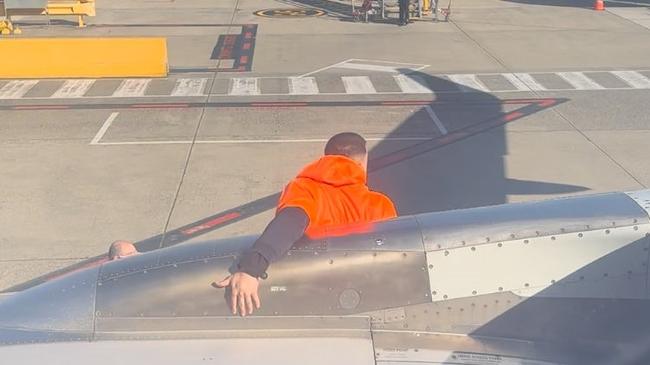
550;107;647;189
156;0;242;250
449;18;511;72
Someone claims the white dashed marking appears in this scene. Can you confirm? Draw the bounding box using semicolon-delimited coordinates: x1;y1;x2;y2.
342;76;377;94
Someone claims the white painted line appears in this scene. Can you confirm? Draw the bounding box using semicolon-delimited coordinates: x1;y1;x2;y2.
10;85;650;101
0;80;38;99
230;78;260;95
297;59;428;78
557;72;604;90
51;79;95;98
288;77;319;95
113;79;151;97
348;58;430;72
409;65;430;73
95;140;192;146
337;63;415;73
171;78;207;96
611;71;650;89
424;106;448;136
394;75;432;94
512;73;547;91
502;73;531;91
342;76;376;94
90;112;119;145
446;74;489;92
297;59;354;78
92;136;432;146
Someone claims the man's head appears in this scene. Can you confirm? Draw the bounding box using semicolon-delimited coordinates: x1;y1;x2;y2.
324;132;368;171
108;240;138;260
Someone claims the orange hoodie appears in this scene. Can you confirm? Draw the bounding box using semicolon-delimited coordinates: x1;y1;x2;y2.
277;155;397;238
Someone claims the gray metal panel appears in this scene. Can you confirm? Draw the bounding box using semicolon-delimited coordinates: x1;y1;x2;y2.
472;296;650;356
364;293;523;333
156;237;248;264
96;315;370;332
367;293;650;350
262;250;430;315
98;249;165;282
418;192;648;251
98;236;255;282
0;329;92;346
372;331;579;365
96;255;234;317
625;190;650;217
316;216;425;252
96;237;257;317
426;225;648;301
95;316;371;340
0;337;376;365
96;248;430;317
4;0;46;9
0;266;98;332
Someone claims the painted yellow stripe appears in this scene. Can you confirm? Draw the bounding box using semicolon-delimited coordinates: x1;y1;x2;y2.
0;38;167;79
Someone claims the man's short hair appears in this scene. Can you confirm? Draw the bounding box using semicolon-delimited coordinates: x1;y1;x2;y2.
324;132;367;158
108;240;137;260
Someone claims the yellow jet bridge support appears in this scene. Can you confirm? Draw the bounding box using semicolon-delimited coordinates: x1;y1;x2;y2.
0;0;95;35
45;0;95;27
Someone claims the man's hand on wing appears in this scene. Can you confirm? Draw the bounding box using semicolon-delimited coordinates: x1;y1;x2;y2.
212;208;308;316
215;272;260;316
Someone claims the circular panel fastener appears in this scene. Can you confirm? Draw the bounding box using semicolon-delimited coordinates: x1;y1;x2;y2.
339;288;361;310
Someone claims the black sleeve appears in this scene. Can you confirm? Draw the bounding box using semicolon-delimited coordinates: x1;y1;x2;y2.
237;207;309;278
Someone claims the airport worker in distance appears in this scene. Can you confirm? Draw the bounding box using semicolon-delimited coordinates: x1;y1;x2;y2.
215;132;397;316
398;0;410;25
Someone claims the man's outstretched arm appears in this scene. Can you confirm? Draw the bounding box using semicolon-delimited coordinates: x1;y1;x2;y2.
238;206;309;277
215;207;309;316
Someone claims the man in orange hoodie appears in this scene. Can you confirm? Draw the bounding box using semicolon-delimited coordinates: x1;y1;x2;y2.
216;132;397;316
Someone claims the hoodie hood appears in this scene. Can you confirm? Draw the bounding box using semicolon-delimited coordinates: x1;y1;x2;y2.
297;155;366;187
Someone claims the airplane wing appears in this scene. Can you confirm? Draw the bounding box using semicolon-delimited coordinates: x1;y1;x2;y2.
2;190;650;364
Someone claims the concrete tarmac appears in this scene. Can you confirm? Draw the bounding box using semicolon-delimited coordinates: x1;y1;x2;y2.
1;0;649;290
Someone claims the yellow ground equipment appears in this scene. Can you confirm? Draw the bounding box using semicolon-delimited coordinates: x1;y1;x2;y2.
0;0;94;35
1;0;21;34
0;18;21;34
0;38;169;78
45;0;95;27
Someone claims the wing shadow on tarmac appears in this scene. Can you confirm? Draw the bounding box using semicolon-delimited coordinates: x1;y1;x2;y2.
146;71;584;248
369;70;586;215
4;74;586;292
